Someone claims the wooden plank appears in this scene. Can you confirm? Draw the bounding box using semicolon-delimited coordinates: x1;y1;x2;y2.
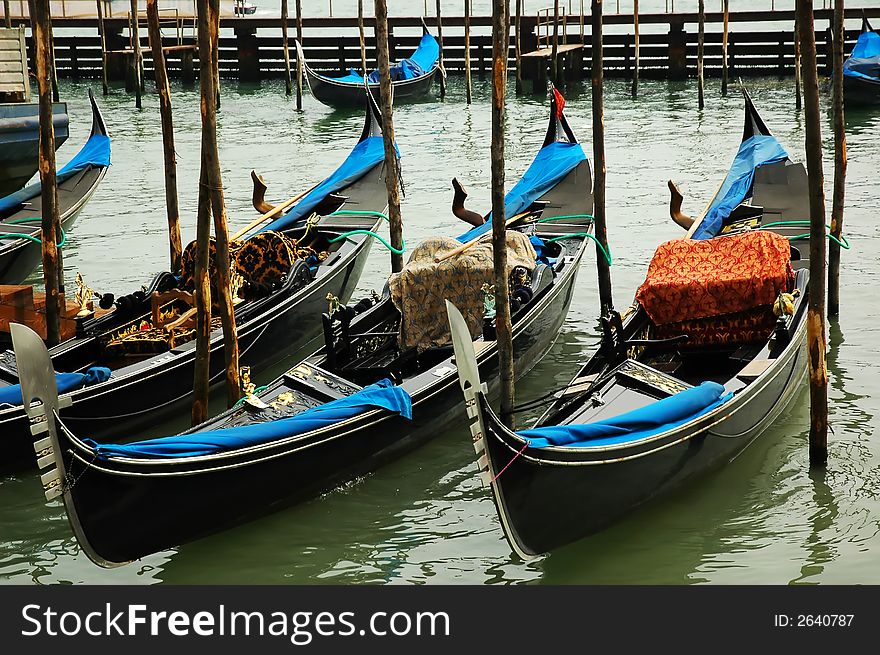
0;60;24;72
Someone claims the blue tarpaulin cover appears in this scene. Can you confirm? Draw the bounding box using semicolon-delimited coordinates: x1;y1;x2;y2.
691;135;789;240
457;141;588;242
259;135;390;233
0;366;111;407
0;132;111;215
519;381;733;448
332;33;440;84
83;378;413;459
843;29;880;81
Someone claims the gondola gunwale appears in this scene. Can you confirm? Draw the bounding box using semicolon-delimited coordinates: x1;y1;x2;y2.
0;90;109;279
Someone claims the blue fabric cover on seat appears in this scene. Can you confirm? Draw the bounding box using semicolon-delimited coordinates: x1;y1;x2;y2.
519;381;733;448
259;135;390;233
84;378;413;459
843;29;880;81
331;33;440;84
457;141;588;242
691;135;789;240
0;132;111;215
0;366;111;407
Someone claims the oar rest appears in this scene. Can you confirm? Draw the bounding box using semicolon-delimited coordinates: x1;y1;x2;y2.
151;290;196;332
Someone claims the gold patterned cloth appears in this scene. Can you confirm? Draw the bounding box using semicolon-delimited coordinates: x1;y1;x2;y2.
389;230;537;351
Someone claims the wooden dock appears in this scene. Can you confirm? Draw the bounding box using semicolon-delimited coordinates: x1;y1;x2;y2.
2;8;879;89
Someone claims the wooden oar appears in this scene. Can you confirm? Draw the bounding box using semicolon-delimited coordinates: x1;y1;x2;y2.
433;210;533;264
231;182;317;241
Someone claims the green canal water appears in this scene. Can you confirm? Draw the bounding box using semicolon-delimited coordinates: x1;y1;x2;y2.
0;74;878;584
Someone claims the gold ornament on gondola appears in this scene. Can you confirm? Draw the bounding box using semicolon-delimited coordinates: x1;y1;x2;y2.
481;283;496;318
240;366;256;399
326;292;341;315
773;289;800;317
74;272;95;318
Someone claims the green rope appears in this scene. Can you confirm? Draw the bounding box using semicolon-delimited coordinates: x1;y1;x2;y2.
758;220;850;250
329;210;390;221
0;218;67;248
546;232;612;266
233;384;269;409
328;229;405;255
535;213;594;224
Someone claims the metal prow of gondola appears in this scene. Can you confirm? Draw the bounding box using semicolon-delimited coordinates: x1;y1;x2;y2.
451;177;485;227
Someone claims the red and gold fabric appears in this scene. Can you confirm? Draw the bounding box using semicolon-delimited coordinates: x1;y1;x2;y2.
653;305;778;348
635;231;793;326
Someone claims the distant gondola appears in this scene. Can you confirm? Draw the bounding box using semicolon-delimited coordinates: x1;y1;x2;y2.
0;103;68;199
449;90;815;559
0;95;392;466
296;22;441;109
843;15;880;106
10;90;593;566
0;91;107;284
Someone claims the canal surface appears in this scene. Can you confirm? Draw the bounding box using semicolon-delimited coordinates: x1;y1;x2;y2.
0;72;877;584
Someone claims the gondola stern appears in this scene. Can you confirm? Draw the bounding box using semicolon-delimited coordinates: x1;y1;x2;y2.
740;84;773;141
543;83;578;148
87;88;109;138
360;82;384;142
862;12;873;34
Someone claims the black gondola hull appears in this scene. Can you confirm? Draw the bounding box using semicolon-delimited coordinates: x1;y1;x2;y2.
305;67;438;108
45;238;583;564
843;74;880;106
481;315;808;557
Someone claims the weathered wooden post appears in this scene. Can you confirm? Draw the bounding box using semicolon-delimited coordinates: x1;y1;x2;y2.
720;0;729;95
32;0;62;346
357;0;367;76
147;0;182;274
698;0;705;109
490;0;515;430
374;0;404;274
295;0;303;110
4;0;10;28
632;0;639;98
435;0;446;99
515;0;522;94
96;0;109;95
828;0;846;316
465;0;473;103
795;12;802;110
592;0;613;314
282;0;292;95
797;0;828;467
551;0;559;85
129;0;142;108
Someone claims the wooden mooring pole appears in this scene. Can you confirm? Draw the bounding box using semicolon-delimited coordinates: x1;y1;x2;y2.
551;0;560;85
96;0;108;96
514;0;522;95
295;0;303;110
33;0;62;346
795;12;802;110
147;0;182;274
722;0;729;95
129;0;142;108
435;0;446;99
828;0;846;317
632;0;639;98
797;0;828;468
4;0;10;29
374;0;404;274
282;0;292;95
357;0;367;75
490;0;514;430
465;0;473;103
592;0;613;314
698;0;705;109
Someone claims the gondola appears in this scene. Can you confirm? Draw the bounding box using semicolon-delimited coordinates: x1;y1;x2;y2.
0;95;392;466
843;15;880;106
0;91;105;284
448;90;814;559
10;90;593;566
0;103;69;198
296;23;441;109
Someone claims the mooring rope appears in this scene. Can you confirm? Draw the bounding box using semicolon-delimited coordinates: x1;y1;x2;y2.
0;218;67;248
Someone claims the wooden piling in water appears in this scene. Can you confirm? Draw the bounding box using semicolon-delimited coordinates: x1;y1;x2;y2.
33;0;62;346
551;0;560;85
374;0;404;274
296;0;303;110
795;12;802;110
592;0;613;314
698;0;705;109
282;0;292;95
722;0;729;95
357;0;367;75
797;0;828;468
435;0;446;99
465;0;472;103
129;0;142;108
147;0;182;274
490;0;514;430
828;0;846;317
95;0;108;95
632;0;639;98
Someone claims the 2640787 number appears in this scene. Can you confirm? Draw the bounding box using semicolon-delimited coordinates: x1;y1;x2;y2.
796;615;854;627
